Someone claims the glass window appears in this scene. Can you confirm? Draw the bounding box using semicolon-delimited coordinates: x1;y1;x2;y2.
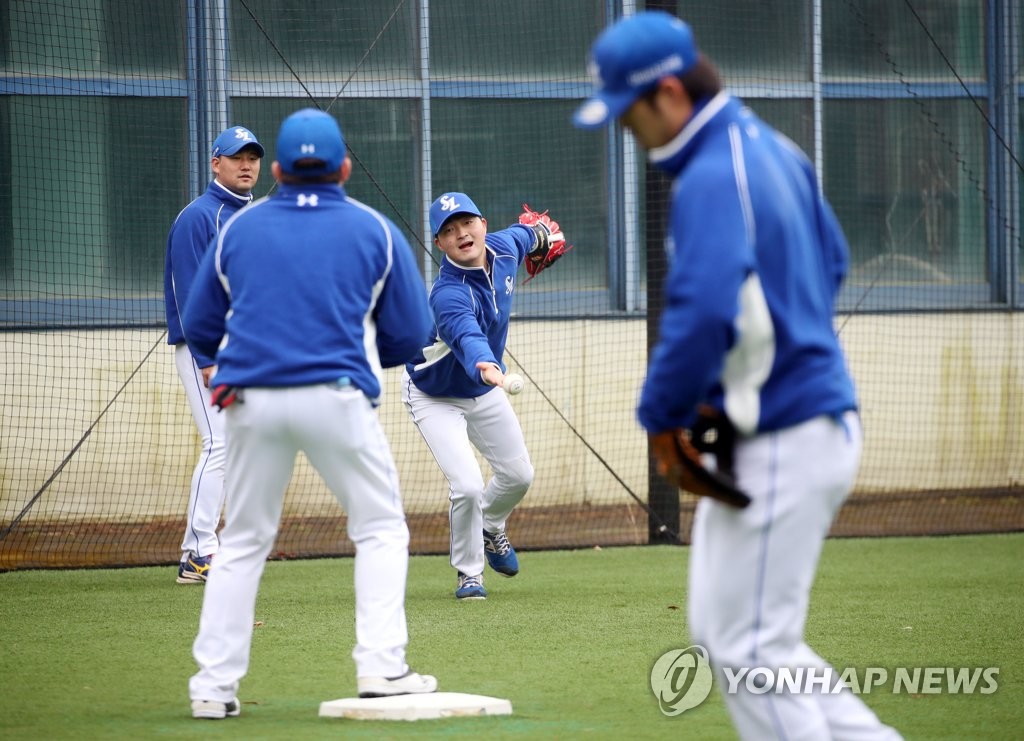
745;98;815;159
231;98;420;250
1019;98;1023;300
674;0;811;81
1018;5;1023;301
230;1;417;82
1;1;185;76
824;99;987;294
430;98;610;313
823;0;985;80
430;0;604;79
2;0;1017;323
2;96;186;301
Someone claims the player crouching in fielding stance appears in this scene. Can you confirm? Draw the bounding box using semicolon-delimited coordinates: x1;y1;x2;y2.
180;108;438;718
164;125;264;584
402;193;568;600
576;12;900;740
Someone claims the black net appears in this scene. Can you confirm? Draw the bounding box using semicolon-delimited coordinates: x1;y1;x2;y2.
2;1;1021;569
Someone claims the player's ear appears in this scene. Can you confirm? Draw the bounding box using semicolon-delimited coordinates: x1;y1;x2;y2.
662;76;693;107
271;161;283;182
652;76;694;127
339;156;353;185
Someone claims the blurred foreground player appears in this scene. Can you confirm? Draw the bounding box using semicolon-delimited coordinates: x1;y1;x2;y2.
181;108;437;718
575;12;901;740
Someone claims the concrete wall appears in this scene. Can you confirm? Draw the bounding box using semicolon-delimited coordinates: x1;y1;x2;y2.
2;313;1021;522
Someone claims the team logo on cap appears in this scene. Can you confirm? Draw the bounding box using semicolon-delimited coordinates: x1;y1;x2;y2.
628;54;685;87
233;127;254;142
439;194;462;213
300;143;316;154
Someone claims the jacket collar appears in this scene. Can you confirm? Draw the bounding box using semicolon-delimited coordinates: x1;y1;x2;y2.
440;245;495;279
275;182;346;199
648;91;735;175
210;178;253;206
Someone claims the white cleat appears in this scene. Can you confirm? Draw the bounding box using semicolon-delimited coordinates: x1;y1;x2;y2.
357;670;439;698
191;698;240;719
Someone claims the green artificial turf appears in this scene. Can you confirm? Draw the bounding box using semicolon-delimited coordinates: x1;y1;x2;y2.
1;534;1020;740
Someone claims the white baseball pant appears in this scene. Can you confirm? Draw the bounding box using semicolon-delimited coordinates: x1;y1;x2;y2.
190;383;412;702
174;343;226;560
402;373;533;578
688;412;901;741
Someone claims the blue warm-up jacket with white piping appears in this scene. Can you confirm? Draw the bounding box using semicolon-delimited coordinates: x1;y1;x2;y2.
180;183;432;404
637;92;857;436
164;179;252;367
406;225;537;399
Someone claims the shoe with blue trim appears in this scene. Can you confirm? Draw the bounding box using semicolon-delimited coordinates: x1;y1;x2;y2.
177;553;213;584
483;529;519;576
455;572;487;600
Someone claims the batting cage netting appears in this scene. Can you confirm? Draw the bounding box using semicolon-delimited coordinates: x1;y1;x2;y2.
2;1;1022;569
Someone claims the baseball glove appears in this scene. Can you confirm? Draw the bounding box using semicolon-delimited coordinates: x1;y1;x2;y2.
210;385;242;410
650;414;750;509
519;203;572;283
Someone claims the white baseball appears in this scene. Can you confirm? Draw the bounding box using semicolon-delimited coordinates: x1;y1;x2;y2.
502;373;524;395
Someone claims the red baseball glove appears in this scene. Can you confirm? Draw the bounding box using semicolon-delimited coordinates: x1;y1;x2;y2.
519;203;572;283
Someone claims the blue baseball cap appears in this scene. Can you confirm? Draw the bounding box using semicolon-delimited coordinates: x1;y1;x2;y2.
275;108;346;176
211;126;264;158
573;12;698;129
429;192;483;236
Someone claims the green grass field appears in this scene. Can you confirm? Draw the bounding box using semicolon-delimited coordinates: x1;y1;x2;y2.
2;534;1021;740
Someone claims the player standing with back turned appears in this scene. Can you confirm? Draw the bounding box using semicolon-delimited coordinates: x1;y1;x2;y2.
181;108;437;718
575;12;901;739
164;125;263;584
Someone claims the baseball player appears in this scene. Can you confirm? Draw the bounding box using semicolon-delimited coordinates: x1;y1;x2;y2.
180;108;438;718
402;192;567;600
164;124;264;584
576;12;901;740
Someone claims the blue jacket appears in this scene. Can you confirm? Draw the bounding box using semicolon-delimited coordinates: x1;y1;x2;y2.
637;93;857;435
180;183;432;404
406;225;536;398
164;180;252;366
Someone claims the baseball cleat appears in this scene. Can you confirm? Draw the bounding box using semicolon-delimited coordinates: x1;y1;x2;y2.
483;529;519;576
177;553;213;584
455;572;487;600
191;698;240;719
357;670;439;698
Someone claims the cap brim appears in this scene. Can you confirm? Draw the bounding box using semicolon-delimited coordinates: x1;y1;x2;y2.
218;142;265;158
572;90;639;130
432;209;483;236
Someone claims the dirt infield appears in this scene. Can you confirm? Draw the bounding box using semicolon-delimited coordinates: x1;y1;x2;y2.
2;489;1021;571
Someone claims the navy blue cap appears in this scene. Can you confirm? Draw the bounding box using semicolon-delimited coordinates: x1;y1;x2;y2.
429;192;483;236
276;108;346;176
573;12;698;129
211;126;264;157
